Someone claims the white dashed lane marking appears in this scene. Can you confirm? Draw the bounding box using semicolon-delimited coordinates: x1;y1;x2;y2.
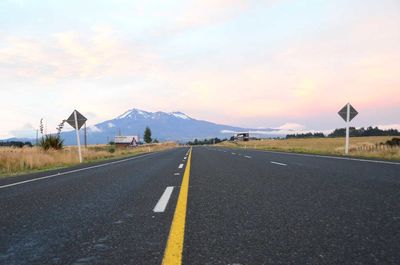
270;161;287;166
153;187;174;213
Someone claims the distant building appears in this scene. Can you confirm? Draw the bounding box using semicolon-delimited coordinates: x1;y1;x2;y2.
115;135;139;147
235;133;250;141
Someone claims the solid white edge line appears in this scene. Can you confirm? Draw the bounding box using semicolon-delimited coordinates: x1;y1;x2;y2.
258;150;400;165
217;148;400;166
153;186;174;213
0;152;158;189
178;164;184;169
271;161;288;166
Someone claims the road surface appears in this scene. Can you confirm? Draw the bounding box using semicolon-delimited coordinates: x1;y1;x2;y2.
1;147;399;264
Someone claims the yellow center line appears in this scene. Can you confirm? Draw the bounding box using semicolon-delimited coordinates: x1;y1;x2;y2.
162;147;192;265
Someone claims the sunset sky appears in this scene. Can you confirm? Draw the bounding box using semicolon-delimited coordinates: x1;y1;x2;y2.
1;0;399;138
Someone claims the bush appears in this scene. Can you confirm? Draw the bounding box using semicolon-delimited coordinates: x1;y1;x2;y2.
39;135;64;150
107;146;116;153
386;138;400;147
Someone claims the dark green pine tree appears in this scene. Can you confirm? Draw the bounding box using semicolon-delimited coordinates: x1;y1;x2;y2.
144;126;152;143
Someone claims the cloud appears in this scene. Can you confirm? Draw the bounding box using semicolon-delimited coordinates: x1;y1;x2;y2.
377;124;400;131
9;123;36;138
173;0;248;29
88;125;102;133
220;129;276;135
1;0;399;138
149;0;280;39
220;127;333;137
275;123;306;131
0;27;160;82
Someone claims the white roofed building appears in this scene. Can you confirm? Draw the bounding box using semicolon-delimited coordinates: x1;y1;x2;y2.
115;135;139;147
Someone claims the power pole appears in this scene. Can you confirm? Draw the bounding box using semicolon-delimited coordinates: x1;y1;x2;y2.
36;129;39;146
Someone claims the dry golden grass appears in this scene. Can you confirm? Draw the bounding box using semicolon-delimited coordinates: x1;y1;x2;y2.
218;136;400;160
0;142;178;176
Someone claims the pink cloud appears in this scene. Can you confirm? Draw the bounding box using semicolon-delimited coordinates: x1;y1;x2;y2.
0;28;161;82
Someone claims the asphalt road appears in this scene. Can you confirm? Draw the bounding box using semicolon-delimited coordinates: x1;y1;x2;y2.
1;146;399;264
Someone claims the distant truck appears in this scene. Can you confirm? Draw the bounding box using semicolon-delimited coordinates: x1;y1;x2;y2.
115;136;139;147
235;133;250;141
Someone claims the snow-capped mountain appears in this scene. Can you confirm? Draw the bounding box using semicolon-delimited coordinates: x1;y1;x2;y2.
60;108;263;144
116;109;191;121
5;109;278;145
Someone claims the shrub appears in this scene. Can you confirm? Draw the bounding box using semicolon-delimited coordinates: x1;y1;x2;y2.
39;135;64;150
107;146;116;153
386;138;400;147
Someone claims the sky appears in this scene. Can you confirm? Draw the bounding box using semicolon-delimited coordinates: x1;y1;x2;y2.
0;0;399;138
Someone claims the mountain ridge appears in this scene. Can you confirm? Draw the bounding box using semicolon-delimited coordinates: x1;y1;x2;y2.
3;108;279;145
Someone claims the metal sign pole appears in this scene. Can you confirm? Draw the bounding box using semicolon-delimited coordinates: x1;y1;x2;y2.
74;110;83;163
338;103;358;155
84;122;87;148
345;103;350;155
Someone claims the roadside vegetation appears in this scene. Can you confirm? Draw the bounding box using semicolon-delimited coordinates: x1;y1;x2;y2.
218;136;400;161
188;137;227;145
144;126;152;143
39;134;64;150
286;126;400;139
0;142;177;177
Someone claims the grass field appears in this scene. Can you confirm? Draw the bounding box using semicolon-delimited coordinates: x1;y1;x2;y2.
218;136;400;161
0;142;178;177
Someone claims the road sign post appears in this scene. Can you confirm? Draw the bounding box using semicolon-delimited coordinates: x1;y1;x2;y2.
338;103;358;155
74;110;83;163
345;103;350;154
66;110;87;163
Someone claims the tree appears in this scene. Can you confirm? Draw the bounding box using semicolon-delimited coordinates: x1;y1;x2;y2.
187;137;223;145
328;126;400;137
144;126;152;143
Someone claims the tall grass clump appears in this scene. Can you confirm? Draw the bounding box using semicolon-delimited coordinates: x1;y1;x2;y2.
39;135;64;150
0;142;178;176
